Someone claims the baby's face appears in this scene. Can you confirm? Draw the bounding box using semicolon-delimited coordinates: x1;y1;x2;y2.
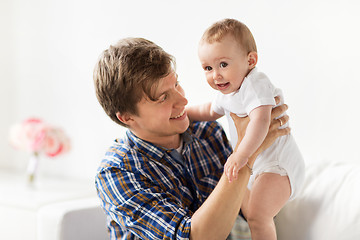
198;34;251;94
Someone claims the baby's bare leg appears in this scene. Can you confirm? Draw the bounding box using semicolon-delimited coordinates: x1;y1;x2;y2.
241;173;290;240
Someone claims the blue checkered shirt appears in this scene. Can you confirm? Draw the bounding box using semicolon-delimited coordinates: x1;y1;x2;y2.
95;121;232;240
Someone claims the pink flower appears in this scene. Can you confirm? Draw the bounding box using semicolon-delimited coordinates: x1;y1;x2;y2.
42;127;71;157
9;118;70;157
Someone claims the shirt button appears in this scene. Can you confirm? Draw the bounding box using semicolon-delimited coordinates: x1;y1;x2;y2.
151;201;157;207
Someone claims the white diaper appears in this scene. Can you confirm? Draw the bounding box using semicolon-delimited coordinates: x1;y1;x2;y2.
247;134;305;201
263;165;288;176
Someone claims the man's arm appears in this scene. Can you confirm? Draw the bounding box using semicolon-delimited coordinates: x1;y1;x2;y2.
186;102;222;121
190;99;290;240
190;157;255;240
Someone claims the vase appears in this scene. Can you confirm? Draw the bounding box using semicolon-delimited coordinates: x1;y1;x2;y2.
27;152;39;184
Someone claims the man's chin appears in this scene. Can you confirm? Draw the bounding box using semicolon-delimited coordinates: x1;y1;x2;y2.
178;117;190;133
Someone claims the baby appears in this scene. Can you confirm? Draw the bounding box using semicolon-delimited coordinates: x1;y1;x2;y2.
186;19;305;239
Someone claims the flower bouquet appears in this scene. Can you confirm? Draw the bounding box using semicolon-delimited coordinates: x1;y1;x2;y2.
9;118;71;183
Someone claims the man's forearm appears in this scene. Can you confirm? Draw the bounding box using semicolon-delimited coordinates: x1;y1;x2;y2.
190;157;254;240
186;102;221;122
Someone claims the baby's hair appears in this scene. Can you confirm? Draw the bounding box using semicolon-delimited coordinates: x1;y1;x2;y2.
201;18;257;54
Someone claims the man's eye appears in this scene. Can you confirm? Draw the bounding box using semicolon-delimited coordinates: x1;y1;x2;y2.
204;66;212;71
220;62;228;68
159;94;167;102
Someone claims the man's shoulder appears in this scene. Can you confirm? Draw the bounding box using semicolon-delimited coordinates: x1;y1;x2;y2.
187;121;232;164
97;136;139;171
188;120;227;140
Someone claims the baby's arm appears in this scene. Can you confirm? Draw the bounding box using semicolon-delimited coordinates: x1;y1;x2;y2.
225;105;273;182
186;102;223;121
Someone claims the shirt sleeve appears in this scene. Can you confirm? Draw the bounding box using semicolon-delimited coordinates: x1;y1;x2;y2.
241;72;276;115
96;165;192;240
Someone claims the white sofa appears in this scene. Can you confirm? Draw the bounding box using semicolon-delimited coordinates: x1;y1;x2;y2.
37;197;108;240
275;159;360;240
33;159;360;240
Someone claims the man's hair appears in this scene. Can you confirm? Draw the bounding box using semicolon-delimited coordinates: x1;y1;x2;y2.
93;38;176;127
201;18;257;54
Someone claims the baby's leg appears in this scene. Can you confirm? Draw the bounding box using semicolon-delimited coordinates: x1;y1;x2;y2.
241;173;291;240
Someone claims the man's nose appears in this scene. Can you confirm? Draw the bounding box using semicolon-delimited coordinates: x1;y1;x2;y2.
174;88;188;107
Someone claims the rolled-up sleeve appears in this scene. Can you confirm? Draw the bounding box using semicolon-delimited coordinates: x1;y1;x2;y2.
96;166;192;240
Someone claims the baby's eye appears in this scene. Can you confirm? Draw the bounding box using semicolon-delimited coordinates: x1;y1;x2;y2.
204;66;212;71
220;62;228;68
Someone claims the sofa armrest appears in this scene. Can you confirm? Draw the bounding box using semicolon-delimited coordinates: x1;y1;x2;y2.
37;197;108;240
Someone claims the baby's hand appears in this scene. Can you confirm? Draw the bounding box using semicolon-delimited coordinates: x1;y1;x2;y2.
224;153;248;182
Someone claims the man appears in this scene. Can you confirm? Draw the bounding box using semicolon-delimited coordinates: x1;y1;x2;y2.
93;37;289;239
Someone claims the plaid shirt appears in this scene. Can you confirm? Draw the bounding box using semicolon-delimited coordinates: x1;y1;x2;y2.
95;121;232;240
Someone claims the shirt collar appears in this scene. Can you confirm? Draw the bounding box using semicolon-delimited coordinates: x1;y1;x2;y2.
125;129;194;160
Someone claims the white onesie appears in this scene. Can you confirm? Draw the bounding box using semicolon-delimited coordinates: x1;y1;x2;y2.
211;67;305;200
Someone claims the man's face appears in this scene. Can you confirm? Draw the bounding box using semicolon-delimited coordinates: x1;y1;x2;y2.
128;72;189;148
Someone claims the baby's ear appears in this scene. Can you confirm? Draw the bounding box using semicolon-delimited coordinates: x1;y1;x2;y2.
248;52;258;68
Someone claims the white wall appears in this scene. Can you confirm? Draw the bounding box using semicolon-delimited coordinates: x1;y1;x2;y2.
0;0;16;170
1;0;360;180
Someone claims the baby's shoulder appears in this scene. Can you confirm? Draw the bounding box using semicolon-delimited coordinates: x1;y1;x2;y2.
246;69;272;85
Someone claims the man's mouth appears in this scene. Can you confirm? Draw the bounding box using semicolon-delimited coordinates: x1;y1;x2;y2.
170;109;185;119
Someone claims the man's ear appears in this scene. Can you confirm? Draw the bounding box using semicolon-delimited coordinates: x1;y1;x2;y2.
116;112;133;126
248;51;258;68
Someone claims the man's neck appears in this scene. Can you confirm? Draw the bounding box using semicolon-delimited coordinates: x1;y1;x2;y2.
159;135;181;149
131;131;181;149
